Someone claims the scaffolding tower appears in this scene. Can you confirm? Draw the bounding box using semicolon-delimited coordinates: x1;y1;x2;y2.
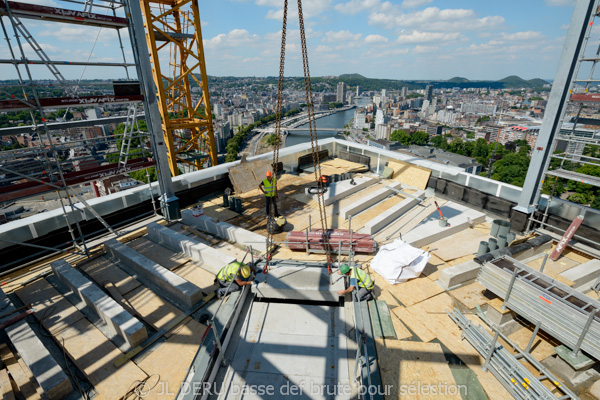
0;0;178;269
517;0;600;248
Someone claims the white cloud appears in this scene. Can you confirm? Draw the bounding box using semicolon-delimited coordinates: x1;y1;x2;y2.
401;0;432;8
396;30;466;43
334;0;380;15
315;45;333;52
364;34;389;44
500;31;544;41
369;5;505;32
544;0;575;6
560;24;569;30
261;0;334;20
323;30;362;43
203;29;260;49
413;45;438;53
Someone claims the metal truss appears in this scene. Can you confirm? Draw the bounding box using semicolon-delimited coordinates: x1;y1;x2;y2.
139;0;217;176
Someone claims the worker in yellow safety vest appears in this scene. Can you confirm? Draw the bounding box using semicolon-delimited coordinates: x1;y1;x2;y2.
337;264;375;301
259;170;280;218
215;261;258;299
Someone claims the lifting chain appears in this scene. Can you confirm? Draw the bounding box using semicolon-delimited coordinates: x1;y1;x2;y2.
265;0;333;274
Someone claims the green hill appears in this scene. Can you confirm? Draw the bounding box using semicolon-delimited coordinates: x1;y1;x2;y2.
447;77;470;83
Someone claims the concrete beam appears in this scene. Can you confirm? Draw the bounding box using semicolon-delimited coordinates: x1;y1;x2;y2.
146;222;236;275
307;177;379;206
363;190;425;235
252;264;345;302
438;260;480;290
0;290;72;400
560;259;600;290
401;202;486;248
50;259;147;350
104;238;203;307
340;182;402;220
181;210;266;253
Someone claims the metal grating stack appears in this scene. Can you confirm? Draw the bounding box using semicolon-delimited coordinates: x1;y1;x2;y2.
449;309;579;400
478;256;600;360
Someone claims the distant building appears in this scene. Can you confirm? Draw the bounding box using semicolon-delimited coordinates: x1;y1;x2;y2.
356;86;362;96
322;94;337;103
374;123;391;140
460;101;497;116
425;125;443;135
354;108;367;129
403;146;482;174
336;82;346;103
401;87;408;98
425;85;433;101
367;138;405;151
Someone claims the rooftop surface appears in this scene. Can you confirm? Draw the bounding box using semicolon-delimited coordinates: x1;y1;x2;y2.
1;156;599;400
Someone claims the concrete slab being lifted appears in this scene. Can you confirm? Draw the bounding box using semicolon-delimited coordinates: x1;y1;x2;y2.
401;202;486;249
105;238;203;307
181;209;267;253
307;176;379;206
146;222;236;275
51;259;147;350
0;289;72;400
252;261;345;302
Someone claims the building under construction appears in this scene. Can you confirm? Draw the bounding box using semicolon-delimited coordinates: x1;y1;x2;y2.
1;0;600;399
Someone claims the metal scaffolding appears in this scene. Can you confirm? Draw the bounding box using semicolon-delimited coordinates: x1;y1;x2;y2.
0;0;178;266
516;0;600;244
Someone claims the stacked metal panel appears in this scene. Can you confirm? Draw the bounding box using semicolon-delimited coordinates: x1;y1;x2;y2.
478;256;600;360
287;229;377;253
449;309;578;400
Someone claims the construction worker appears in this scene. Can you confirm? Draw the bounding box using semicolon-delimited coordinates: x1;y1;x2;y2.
215;261;255;299
337;264;374;302
259;170;280;218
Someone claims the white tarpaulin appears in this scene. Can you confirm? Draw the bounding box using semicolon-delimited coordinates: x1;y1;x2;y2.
370;239;431;284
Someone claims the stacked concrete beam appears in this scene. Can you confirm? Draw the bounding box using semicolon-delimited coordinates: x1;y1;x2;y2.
401;202;486;248
560;259;600;290
51;259;147;349
146;222;236;275
104;238;203;307
307;177;379;206
363;190;425;235
340;182;402;220
0;289;72;400
181;210;266;253
252;265;345;302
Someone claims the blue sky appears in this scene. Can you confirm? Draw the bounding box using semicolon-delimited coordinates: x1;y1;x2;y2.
0;0;577;81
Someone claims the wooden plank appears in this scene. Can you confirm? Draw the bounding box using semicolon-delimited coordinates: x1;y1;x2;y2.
228;166;257;194
387;159;431;190
137;320;208;400
79;255;141;296
16;360;43;399
55;319;147;400
432;228;489;261
450;282;492;310
368;301;396;339
0;369;15;400
126;238;190;270
15;279;85;335
376;341;462;400
394;306;436;343
0;345;41;400
386;276;444;307
507;326;558;362
172;263;217;293
202;203;239;221
122;286;183;332
526;254;578;278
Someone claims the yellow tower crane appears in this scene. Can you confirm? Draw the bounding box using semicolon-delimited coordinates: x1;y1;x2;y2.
139;0;217;176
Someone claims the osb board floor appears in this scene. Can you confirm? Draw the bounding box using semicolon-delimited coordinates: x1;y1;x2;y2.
506;326;559;362
376;340;462;400
15;278;85;335
202;203;239;221
420;254;453;283
137;320;208;400
172;263;217;293
122;286;183;332
431;228;490;262
449;282;494;310
387;159;431;190
79;255;142;295
55;318;148;400
382;275;445;307
526;254;579;278
371;197;440;241
126;237;190;271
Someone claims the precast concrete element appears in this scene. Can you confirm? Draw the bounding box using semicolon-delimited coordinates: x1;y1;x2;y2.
104;238;203;307
306;177;379;206
363;190;425;235
51;259;147;349
560;259;600;290
438;260;481;290
340;182;402;220
146;222;236;274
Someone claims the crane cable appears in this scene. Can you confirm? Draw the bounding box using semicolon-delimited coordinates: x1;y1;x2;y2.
265;0;333;274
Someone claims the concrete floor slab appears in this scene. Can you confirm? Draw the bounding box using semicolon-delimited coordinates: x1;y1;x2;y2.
252;265;345;302
339;182;402;220
363;190;425;235
401;202;486;248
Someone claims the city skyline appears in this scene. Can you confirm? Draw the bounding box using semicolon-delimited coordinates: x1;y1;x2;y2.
0;0;578;81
